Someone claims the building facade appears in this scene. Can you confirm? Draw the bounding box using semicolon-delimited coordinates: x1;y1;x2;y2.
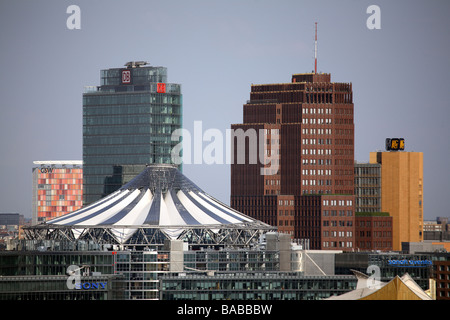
31;161;83;225
435;260;450;300
82;61;182;205
0;274;124;300
160;272;356;300
355;212;393;251
424;217;450;242
0;214;24;227
354;162;381;213
0;213;25;250
3;239;447;300
231;72;355;251
370;151;424;251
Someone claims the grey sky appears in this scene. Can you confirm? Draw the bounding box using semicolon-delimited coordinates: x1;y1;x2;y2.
0;0;449;220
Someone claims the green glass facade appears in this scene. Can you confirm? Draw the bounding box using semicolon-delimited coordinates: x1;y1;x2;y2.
83;63;182;205
160;273;357;300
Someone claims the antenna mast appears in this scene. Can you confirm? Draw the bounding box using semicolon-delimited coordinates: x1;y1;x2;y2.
314;22;318;74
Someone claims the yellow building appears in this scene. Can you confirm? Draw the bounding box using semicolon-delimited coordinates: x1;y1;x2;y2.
370;151;423;251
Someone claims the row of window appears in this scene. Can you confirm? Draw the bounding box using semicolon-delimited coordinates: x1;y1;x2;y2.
84;145;174;156
355;166;381;176
356;199;381;208
357;241;392;248
279;210;294;216
323;221;353;227
278;220;293;227
323;200;353;207
438;265;450;272
83;104;181;116
278;200;295;206
323;231;353;237
83;93;180;106
84;134;175;146
302;159;332;165
83;154;172;166
262;129;280;135
302;128;333;135
355;178;381;185
302;179;332;186
323;241;353;248
37;174;82;180
266;179;280;186
37;179;82;186
83;123;179;136
84;114;180;126
302;138;333;145
302;148;332;155
302;118;332;125
358;231;392;237
37;198;82;206
323;210;353;217
37;206;81;216
302;169;333;176
37;184;81;190
358;221;392;227
162;277;355;292
37;189;82;196
302;107;333;114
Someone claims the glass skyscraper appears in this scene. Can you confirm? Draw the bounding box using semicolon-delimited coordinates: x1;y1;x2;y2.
83;61;182;205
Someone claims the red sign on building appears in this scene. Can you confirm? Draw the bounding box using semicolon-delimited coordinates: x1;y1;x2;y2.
157;83;166;93
122;70;131;84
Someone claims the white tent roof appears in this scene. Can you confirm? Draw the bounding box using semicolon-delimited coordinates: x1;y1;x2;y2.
45;164;268;242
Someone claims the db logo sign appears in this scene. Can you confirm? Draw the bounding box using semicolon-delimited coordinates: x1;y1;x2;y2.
157;83;166;93
122;70;131;84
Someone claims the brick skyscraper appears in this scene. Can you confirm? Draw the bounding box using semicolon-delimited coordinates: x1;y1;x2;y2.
231;73;355;251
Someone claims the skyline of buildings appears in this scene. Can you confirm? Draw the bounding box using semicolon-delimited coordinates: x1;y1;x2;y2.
6;61;449;302
1;1;448;232
23;61;429;257
0;1;448;304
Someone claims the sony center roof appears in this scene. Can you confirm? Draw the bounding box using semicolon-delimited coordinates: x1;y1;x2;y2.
42;164;272;243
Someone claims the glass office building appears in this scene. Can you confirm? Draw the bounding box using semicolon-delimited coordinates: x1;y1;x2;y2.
83;61;182;205
160;272;357;300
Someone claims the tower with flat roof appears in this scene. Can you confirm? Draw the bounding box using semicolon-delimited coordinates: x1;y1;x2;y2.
370;147;424;251
82;62;182;205
230;71;355;251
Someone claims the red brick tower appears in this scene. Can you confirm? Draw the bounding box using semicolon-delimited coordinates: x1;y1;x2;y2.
231;72;355;250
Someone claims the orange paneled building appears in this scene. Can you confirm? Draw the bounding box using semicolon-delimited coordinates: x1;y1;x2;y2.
32;161;83;225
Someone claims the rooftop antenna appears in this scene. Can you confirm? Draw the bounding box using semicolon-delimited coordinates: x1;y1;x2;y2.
314;22;318;74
